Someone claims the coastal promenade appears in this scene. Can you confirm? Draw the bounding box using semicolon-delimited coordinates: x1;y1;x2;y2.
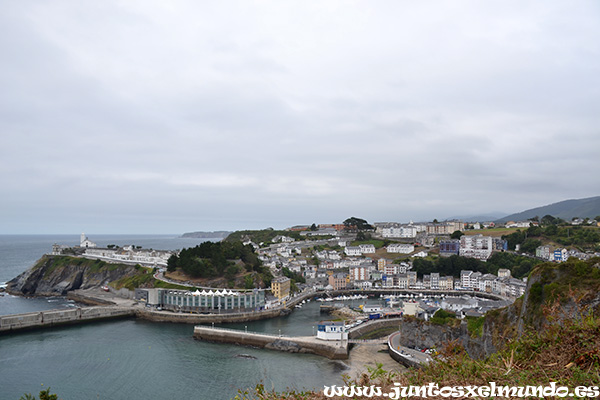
193;325;349;359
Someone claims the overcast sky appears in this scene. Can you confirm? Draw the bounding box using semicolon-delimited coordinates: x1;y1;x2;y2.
1;1;599;234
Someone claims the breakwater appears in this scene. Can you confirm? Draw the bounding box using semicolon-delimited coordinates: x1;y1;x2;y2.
193;325;349;359
0;306;135;333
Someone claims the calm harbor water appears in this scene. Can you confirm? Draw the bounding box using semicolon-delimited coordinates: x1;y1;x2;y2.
0;235;350;400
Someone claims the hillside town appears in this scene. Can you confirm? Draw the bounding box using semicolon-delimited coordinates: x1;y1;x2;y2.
48;216;600;322
251;218;600;305
254;221;525;302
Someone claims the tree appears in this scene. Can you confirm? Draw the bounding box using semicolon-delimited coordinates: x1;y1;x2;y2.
503;230;526;250
244;274;254;289
309;223;318;231
526;225;543;237
343;217;373;231
544;224;558;236
20;388;58;400
541;215;557;226
167;254;178;272
521;238;542;254
450;230;464;240
225;265;240;280
356;231;372;241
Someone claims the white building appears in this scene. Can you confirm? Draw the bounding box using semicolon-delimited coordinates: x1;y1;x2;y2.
459;235;493;261
80;233;97;248
505;221;532;228
272;235;295;243
316;321;348;341
430;272;440;290
460;270;474;289
381;226;418;238
344;246;362;256
359;244;376;254
386;243;415;254
497;268;511;278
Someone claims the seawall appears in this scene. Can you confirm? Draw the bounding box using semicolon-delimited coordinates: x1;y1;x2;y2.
136;307;290;324
193;325;349;360
0;306;136;334
387;332;432;369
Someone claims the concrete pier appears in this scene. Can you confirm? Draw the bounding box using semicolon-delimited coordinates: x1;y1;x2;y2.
193;325;349;360
0;306;136;333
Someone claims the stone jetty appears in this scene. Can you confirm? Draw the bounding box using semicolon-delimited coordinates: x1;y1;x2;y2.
193;325;349;359
0;306;135;333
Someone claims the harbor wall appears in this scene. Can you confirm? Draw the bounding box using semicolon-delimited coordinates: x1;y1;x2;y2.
193;326;349;360
136;307;290;324
0;306;135;333
387;332;426;369
348;318;402;339
67;291;117;306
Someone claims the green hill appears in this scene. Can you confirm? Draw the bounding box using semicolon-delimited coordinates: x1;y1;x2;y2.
496;196;600;223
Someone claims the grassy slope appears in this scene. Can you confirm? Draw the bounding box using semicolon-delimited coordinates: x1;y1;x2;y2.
37;255;191;291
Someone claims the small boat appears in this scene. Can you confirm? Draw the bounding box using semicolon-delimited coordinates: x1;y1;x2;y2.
235;354;257;359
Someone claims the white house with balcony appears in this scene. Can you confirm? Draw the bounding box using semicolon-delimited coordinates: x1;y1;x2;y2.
344;246;362;256
359;244;376;254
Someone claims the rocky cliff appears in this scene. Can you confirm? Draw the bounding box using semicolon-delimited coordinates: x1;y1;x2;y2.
476;256;600;356
6;255;142;296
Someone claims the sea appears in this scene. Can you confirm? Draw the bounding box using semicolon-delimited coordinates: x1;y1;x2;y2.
0;234;360;400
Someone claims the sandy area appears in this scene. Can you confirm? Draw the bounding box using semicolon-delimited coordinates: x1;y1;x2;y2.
342;344;406;380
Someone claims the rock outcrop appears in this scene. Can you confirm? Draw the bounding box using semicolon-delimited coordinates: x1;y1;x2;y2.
6;255;141;296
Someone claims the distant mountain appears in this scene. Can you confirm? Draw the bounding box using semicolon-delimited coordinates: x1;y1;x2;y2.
495;196;600;223
445;213;508;222
180;231;232;239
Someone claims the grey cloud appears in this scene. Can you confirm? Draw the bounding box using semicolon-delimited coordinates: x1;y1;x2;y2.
1;1;599;233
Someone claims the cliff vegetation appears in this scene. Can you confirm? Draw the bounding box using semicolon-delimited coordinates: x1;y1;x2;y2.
166;241;273;288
